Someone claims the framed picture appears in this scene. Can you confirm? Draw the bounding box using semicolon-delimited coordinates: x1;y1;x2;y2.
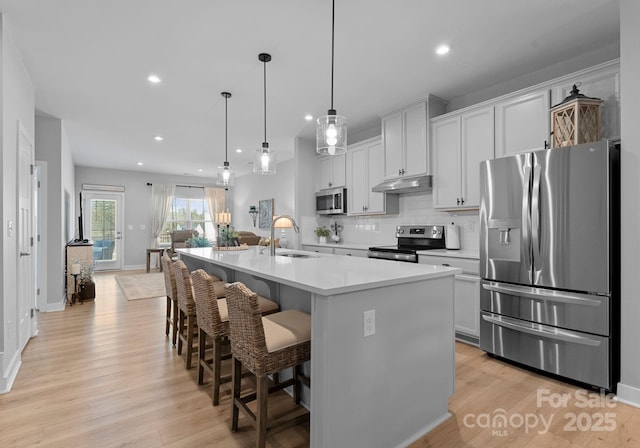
258;199;273;229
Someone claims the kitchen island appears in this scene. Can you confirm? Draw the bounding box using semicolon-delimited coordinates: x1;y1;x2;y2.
177;246;461;448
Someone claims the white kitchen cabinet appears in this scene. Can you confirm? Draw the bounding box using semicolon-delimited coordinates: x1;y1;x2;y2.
432;106;494;209
346;137;398;216
316;153;346;191
302;244;334;254
551;63;620;141
494;89;550;157
333;247;368;258
382;95;447;180
419;254;480;343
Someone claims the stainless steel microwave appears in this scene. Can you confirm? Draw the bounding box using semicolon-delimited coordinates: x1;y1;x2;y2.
316;188;346;215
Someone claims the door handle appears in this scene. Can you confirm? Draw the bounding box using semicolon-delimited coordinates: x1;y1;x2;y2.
20;251;31;257
482;314;601;347
482;282;603;306
531;163;542;274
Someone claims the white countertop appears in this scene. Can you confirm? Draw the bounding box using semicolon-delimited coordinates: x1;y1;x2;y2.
301;242;375;251
417;249;480;260
177;246;460;296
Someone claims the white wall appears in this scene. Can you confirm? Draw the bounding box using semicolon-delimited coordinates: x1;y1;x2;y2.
0;15;35;392
35;115;67;309
447;42;620;112
617;0;640;406
231;158;296;246
74;167;226;269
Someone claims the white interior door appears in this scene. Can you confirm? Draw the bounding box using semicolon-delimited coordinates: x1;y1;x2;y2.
84;192;124;271
18;122;36;349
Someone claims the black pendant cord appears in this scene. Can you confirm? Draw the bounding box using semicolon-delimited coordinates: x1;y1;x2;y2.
224;94;228;162
263;58;267;143
330;0;335;112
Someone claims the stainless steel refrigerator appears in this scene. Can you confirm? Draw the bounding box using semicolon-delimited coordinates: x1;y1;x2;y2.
479;139;620;391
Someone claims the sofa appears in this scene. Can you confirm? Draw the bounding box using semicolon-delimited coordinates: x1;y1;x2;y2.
237;231;261;246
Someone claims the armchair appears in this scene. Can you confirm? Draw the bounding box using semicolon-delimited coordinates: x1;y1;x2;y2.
167;230;197;259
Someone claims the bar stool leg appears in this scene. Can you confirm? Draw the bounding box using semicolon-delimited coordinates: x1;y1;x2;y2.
213;338;223;406
231;357;242;432
165;296;172;336
171;300;178;346
198;328;206;384
256;374;268;448
177;310;185;355
186;314;195;369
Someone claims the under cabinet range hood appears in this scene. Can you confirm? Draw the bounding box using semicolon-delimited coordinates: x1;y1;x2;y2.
371;174;432;194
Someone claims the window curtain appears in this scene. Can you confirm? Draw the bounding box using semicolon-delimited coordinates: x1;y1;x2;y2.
205;187;225;241
151;184;175;266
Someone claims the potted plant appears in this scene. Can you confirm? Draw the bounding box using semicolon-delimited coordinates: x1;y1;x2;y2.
315;226;331;244
186;235;213;247
218;227;239;247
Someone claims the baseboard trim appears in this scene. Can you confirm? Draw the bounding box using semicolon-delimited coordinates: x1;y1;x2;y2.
0;350;22;394
123;264;145;271
394;412;452;448
46;297;66;312
615;382;640;409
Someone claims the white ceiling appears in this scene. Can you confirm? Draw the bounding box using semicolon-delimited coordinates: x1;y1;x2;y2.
0;0;620;178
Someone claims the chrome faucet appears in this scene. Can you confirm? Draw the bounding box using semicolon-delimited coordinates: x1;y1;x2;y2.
270;214;300;256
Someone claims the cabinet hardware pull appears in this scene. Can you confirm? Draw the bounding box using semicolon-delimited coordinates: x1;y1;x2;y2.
457;198;460;205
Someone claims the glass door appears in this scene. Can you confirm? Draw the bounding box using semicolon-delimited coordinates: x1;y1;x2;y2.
84;192;124;271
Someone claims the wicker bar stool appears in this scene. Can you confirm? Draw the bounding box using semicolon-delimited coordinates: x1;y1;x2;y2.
174;260;225;369
225;282;311;448
191;270;279;406
161;254;178;345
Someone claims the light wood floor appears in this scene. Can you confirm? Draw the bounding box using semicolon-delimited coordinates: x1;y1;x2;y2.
1;270;639;448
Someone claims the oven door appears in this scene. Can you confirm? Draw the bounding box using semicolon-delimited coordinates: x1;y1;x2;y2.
367;249;417;263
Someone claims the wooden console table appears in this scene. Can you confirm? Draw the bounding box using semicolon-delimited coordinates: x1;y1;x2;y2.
146;248;165;273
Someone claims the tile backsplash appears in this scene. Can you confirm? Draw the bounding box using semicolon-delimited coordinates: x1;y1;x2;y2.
302;192;480;251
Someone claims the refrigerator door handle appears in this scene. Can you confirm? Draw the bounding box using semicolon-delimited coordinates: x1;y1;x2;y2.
531;163;542;274
481;314;602;347
522;163;533;279
482;282;604;306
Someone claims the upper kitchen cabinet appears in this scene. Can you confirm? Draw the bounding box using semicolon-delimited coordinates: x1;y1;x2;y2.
551;61;620;141
346;137;398;216
382;95;447;180
494;89;550;157
431;105;494;209
316;153;346;191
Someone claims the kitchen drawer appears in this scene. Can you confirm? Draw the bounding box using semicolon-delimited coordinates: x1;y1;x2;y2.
333;247;368;258
418;255;479;275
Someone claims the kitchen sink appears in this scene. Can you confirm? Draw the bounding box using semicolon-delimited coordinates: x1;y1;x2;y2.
278;253;315;259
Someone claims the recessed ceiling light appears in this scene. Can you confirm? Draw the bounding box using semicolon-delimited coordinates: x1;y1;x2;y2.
235;148;243;153
147;74;161;84
305;114;313;121
154;135;163;141
137;162;143;166
198;168;203;172
435;45;450;55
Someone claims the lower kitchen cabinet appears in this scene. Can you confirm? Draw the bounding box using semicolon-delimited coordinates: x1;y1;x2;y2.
419;254;480;344
302;244;334;254
302;244;368;257
333;247;368;258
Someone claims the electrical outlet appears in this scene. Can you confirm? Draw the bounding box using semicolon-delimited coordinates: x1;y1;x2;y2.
467;221;475;232
364;309;375;337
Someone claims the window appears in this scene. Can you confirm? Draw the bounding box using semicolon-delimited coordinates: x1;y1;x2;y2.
160;197;215;244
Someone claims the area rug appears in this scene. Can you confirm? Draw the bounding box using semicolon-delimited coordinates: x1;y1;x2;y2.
115;272;166;301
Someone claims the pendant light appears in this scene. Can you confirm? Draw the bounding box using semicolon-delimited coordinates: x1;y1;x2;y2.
216;91;235;188
317;0;347;156
254;53;276;174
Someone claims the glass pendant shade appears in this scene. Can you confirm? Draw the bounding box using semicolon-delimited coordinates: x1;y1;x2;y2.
253;142;276;175
317;111;347;155
216;161;235;186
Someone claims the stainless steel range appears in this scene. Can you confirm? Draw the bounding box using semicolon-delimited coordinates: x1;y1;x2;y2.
368;225;446;263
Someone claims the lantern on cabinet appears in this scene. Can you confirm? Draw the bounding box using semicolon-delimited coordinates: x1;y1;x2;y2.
550;83;603;148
